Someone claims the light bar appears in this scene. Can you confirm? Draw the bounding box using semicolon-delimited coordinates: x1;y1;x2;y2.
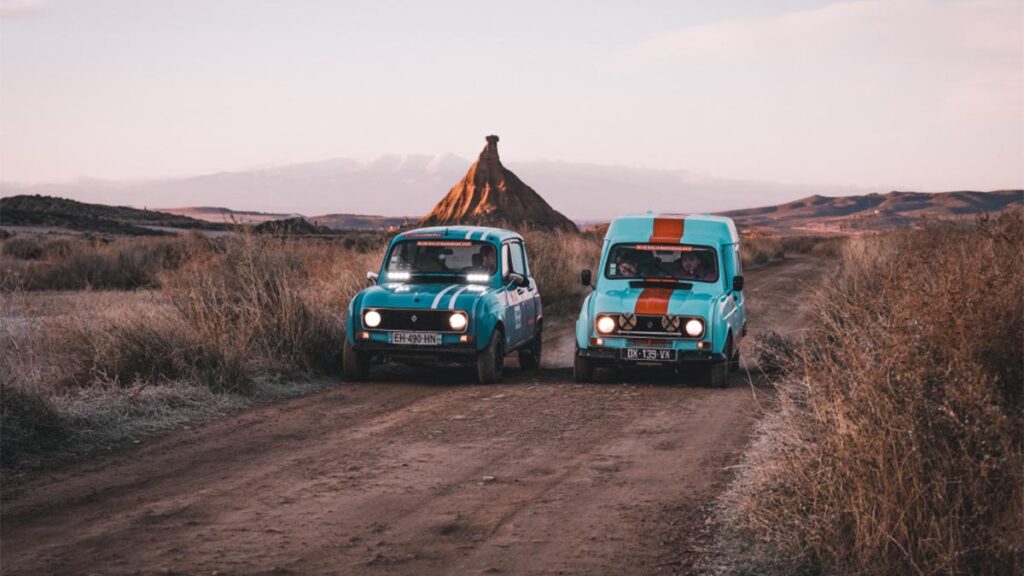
466;273;490;283
388;271;411;281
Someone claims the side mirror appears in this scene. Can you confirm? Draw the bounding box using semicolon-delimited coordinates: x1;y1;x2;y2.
732;275;744;292
581;269;592;287
508;272;528;288
366;271;379;285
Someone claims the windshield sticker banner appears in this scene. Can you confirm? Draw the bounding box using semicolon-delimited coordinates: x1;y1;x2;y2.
416;241;474;247
633;244;694;252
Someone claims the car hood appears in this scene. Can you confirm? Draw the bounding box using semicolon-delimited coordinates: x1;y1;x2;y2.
591;287;716;318
359;283;491;312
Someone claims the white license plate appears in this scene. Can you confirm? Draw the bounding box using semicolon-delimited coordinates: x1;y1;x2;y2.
622;348;677;362
391;332;442;346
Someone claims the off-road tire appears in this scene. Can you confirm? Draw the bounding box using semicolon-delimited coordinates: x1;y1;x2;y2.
574;349;595;383
712;336;734;388
476;329;505;384
343;338;369;381
518;325;543;370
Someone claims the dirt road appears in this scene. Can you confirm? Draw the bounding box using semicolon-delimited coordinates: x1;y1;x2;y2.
1;256;826;575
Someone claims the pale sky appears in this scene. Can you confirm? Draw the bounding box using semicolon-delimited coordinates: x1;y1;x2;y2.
1;0;1022;191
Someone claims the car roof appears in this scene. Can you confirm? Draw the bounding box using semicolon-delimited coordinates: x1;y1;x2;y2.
394;225;521;244
605;213;739;246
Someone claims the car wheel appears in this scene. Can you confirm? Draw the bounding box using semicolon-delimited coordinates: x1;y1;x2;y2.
476;329;505;384
574;349;594;383
518;325;543;370
343;338;369;381
713;336;734;388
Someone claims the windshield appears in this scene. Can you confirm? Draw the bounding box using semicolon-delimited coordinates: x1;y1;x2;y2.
387;240;497;276
605;243;719;283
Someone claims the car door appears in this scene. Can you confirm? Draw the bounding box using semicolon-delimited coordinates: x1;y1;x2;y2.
500;242;519;347
508;240;536;346
732;244;746;335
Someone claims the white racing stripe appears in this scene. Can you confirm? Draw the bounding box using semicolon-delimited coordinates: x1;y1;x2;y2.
465;230;474;239
448;286;470;310
430;285;458;309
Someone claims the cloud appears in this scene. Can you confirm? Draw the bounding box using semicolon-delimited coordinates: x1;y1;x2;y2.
622;0;1023;116
612;0;1023;188
0;0;43;19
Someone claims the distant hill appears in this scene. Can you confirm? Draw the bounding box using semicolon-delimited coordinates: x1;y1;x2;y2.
157;206;299;225
723;190;1023;235
156;207;406;231
252;217;334;235
0;155;866;220
582;190;1023;237
307;213;407;231
0;194;223;236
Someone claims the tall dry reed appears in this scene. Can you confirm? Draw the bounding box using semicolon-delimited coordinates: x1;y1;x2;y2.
720;213;1023;575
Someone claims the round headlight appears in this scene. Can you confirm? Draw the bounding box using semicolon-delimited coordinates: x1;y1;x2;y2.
684;318;704;337
449;312;468;331
596;315;617;334
363;310;382;328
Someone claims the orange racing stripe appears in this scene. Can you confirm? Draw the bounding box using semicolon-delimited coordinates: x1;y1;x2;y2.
635;215;687;315
634;287;674;315
649;216;685;244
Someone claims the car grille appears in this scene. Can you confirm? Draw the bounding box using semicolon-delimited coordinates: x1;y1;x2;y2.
375;309;459;332
613;314;703;338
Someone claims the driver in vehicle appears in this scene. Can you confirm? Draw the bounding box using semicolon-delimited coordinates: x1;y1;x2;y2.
615;253;639;277
478;244;497;272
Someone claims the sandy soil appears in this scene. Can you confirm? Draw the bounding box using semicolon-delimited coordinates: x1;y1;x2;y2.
0;256;826;576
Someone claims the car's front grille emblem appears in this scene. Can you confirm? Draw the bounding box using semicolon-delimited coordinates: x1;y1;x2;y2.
411;314;418;322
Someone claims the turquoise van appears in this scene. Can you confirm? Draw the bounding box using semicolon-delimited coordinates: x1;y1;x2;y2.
344;226;543;384
574;213;746;386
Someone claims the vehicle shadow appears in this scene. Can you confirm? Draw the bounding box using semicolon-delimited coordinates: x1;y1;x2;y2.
360;363;768;389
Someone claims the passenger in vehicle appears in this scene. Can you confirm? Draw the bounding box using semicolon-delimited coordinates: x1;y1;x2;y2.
676;251;715;281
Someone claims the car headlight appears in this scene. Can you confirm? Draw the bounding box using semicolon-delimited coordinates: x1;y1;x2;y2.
684;318;704;337
596;315;617;334
449;312;468;331
363;310;382;328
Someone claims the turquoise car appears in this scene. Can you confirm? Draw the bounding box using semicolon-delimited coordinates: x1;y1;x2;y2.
574;213;746;386
344;226;543;384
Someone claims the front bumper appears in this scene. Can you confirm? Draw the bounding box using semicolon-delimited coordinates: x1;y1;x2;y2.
351;340;479;364
577;345;725;366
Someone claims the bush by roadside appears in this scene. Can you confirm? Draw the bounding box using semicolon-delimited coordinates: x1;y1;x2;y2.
716;213;1023;575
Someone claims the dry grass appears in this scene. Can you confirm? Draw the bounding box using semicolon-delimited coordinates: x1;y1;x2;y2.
522;230;602;314
0;233;383;469
718;213;1023;575
0;228;604;469
742;235;846;267
0;235;199;291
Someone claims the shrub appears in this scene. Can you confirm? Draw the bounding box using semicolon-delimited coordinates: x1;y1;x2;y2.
1;236;200;291
720;213;1024;575
0;381;69;467
2;237;45;260
164;234;345;389
751;330;797;376
521;230;602;314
